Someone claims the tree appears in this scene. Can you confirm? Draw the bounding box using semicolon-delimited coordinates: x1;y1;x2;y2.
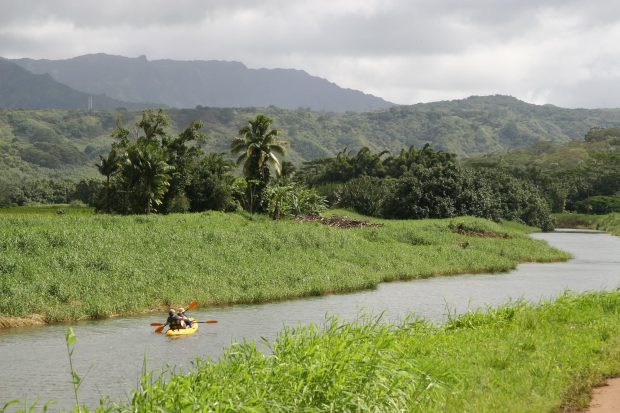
95;150;120;212
186;153;237;212
230;115;287;212
161;120;206;212
123;143;172;214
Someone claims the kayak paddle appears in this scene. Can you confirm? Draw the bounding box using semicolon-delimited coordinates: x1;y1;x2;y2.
151;320;218;326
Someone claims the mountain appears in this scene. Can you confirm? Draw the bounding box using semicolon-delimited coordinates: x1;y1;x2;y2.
12;54;393;112
2;95;620;185
0;58;147;110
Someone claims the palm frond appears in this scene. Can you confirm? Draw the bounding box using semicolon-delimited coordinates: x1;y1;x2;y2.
269;153;282;176
236;153;248;165
270;144;287;157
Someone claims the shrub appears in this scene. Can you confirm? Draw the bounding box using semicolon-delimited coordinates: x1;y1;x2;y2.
167;193;191;213
264;182;327;219
338;176;396;217
575;196;620;214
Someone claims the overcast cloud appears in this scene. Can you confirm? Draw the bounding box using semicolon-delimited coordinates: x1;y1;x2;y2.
1;0;620;108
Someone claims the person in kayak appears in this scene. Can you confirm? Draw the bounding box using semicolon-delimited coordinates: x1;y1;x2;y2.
178;307;192;328
164;309;185;330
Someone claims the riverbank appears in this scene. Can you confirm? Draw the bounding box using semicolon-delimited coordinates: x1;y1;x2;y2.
0;210;568;327
100;291;620;412
554;212;620;236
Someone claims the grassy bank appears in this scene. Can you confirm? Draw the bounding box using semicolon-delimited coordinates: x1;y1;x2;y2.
0;210;568;324
554;212;620;236
100;291;620;412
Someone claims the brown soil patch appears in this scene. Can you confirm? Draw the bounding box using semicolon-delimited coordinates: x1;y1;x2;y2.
454;228;512;238
581;378;620;413
296;214;384;229
0;314;46;329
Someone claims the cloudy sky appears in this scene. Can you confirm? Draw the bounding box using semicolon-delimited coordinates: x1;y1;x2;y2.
2;0;620;108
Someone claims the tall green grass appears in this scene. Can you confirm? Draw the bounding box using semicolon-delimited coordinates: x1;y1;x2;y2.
101;291;620;412
554;212;620;236
0;211;568;322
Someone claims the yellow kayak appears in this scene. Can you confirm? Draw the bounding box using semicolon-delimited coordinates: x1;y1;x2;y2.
166;318;198;337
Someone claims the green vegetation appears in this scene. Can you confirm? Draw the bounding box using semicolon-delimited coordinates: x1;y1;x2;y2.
2;99;618;219
554;212;620;236
0;212;567;323
89;111;323;216
96;291;620;412
299;145;555;230
2;95;620;185
231;114;288;213
466;131;620;214
0;203;93;216
575;196;620;214
97;109;209;214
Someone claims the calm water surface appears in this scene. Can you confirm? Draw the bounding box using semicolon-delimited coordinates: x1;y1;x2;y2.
0;230;619;410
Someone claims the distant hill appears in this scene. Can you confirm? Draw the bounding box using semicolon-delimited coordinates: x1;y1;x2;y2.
0;58;147;110
2;95;620;184
12;54;393;112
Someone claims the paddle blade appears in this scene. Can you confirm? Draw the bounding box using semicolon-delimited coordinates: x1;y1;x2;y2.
150;322;164;326
188;301;198;310
155;325;165;334
205;320;218;324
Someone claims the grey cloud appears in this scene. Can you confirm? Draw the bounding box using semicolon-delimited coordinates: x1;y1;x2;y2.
547;76;620;109
0;0;210;28
1;0;620;107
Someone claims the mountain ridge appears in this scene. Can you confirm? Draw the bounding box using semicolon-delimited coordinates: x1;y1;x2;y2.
12;54;393;112
0;58;150;110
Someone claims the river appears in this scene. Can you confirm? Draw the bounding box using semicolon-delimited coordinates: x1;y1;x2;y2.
0;230;619;411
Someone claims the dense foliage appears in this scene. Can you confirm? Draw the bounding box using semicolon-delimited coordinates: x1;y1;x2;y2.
0;178;100;207
88;110;324;216
3;95;620;188
299;145;555;230
2;106;617;226
94;109;210;214
466;129;620;214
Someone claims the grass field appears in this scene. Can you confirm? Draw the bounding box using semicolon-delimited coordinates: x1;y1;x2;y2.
554;212;620;236
94;291;620;412
0;209;568;324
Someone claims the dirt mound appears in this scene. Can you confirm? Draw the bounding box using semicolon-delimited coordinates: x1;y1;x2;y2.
296;214;384;229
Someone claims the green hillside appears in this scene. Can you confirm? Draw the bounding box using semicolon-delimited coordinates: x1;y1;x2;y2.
2;95;620;185
465;133;620;170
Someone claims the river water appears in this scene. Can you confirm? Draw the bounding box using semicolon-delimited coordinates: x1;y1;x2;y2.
0;230;619;410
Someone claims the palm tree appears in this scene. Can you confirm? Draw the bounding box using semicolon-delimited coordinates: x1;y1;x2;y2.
231;115;287;183
231;115;287;212
96;150;120;212
124;144;172;214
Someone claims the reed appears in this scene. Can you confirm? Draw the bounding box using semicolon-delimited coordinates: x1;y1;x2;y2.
0;209;568;324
